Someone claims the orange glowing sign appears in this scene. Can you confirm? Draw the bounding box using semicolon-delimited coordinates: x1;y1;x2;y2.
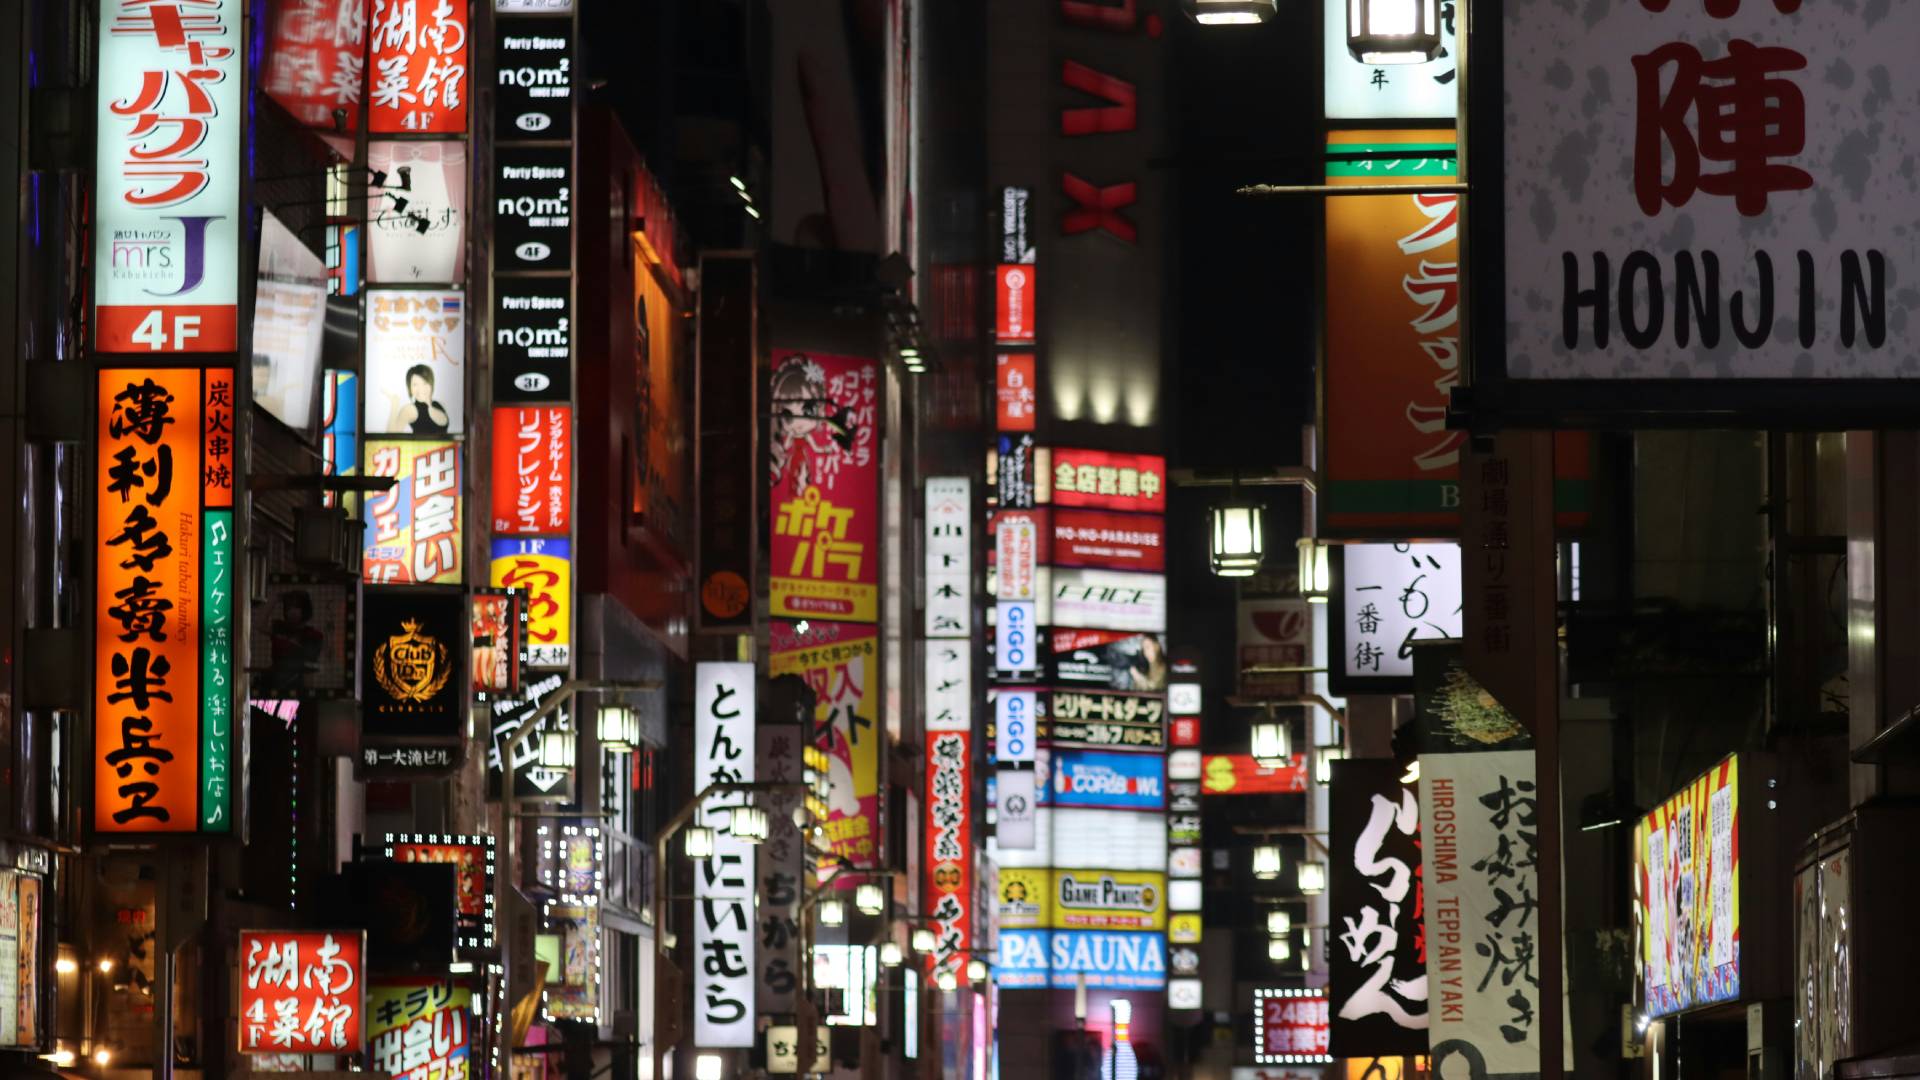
96;367;236;834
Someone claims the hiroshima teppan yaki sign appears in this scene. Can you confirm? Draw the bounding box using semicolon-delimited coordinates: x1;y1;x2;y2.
1493;0;1919;402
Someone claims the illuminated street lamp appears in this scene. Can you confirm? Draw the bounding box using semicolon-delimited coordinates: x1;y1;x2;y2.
1252;844;1284;880
1250;715;1291;767
682;825;715;860
856;883;886;916
818;898;846;928
968;958;988;983
538;721;575;769
729;806;769;844
1268;937;1292;962
1208;501;1265;577
598;704;638;751
937;968;959;992
912;928;937;953
1266;909;1292;936
880;941;904;967
1348;0;1444;64
1188;0;1277;24
1316;747;1347;785
1298;861;1328;895
1297;538;1331;603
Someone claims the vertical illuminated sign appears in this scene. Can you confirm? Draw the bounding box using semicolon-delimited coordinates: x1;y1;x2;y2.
925;730;972;976
368;0;470;134
94;0;243;353
96;368;235;833
693;663;756;1048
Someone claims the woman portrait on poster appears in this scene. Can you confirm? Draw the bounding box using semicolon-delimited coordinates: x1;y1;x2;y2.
388;363;451;434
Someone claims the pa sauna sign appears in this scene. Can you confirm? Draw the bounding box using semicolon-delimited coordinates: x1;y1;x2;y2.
1486;0;1920;417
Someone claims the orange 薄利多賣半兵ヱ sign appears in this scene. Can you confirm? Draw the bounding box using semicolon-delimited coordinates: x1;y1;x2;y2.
96;367;240;834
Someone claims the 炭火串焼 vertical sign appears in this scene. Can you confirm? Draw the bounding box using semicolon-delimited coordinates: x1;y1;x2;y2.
97;367;236;833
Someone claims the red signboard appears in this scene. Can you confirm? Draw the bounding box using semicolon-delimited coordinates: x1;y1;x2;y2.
996;265;1035;343
1257;989;1331;1061
368;0;469;134
1170;716;1200;748
997;352;1038;431
239;930;366;1054
1049;449;1166;514
1052;508;1165;572
924;730;972;974
491;405;571;535
770;351;880;623
264;0;370;130
1201;754;1308;795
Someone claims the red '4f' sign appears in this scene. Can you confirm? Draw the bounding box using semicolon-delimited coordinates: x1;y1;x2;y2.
239;931;366;1054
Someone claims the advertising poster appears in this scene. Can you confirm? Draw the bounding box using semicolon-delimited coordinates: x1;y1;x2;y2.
364;289;466;435
1051;568;1167;634
490;538;571;668
368;142;469;283
770;620;881;872
491;405;572;535
368;978;471;1076
263;0;370;129
321;370;359;506
1049;632;1169;691
693;663;756;1047
1051;869;1166;932
253;575;354;696
925;730;973;975
995;510;1041;600
486;672;573;802
1202;754;1309;796
253;212;328;430
360;587;467;749
0;873;16;1045
998;433;1037;509
363;439;463;585
1046;690;1166;752
495;17;574;139
1052;509;1164;572
997;352;1037;431
990;807;1170;873
1051;749;1165;812
1334;543;1463;690
96;368;236;833
633;259;690;550
239;931;366;1053
1329;760;1428;1058
368;0;469;133
545;903;600;1020
1418;750;1540;1077
1049;449;1166;513
470;591;522;698
386;835;495;948
998;768;1038;850
94;0;241;353
770;351;880;623
1636;755;1741;1018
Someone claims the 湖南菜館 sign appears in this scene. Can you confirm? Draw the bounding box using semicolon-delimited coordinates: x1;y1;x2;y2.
1487;0;1920;414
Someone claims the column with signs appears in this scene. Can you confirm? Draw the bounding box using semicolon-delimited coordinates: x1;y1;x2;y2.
693;664;756;1048
923;476;976;976
488;0;576;799
1164;657;1203;1008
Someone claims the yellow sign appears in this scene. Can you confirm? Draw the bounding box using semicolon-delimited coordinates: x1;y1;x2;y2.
1169;913;1203;945
1050;869;1165;931
996;868;1049;930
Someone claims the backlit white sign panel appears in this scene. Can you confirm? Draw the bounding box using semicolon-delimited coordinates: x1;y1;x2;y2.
997;600;1038;675
95;0;243;353
693;663;756;1048
1051;568;1167;634
996;690;1037;767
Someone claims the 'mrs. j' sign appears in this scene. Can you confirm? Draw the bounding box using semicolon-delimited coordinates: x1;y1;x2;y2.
1498;0;1910;381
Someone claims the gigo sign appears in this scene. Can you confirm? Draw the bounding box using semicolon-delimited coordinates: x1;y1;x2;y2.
996;690;1036;767
998;600;1037;675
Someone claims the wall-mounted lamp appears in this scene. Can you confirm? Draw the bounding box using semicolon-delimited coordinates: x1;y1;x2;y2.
598;704;637;751
683;825;715;860
729;806;768;844
855;883;886;917
1252;844;1284;880
1250;714;1292;768
1316;747;1347;785
1298;861;1328;895
1188;0;1277;24
818;898;846;928
912;928;937;953
880;941;904;967
1297;538;1332;603
1266;909;1292;936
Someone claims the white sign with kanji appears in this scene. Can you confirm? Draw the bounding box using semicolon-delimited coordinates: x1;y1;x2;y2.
693;663;756;1048
925;477;971;639
1503;0;1914;379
